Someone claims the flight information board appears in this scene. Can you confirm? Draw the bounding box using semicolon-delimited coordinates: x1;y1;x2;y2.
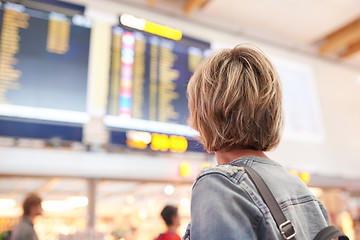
106;25;210;135
0;2;91;122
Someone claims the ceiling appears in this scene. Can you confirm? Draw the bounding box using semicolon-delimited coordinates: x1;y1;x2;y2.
109;0;360;69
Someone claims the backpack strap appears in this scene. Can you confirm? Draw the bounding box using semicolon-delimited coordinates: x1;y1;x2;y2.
313;226;349;240
229;162;296;240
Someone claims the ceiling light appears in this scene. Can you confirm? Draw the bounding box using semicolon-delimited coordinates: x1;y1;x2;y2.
0;199;16;209
179;161;192;177
309;187;323;198
137;208;147;220
120;14;146;30
42;200;73;211
148;199;156;206
120;14;182;41
127;131;152;144
289;169;299;176
299;172;311;184
200;162;211;170
144;21;182;40
67;196;88;208
0;207;22;217
126;195;135;204
164;185;175;195
180;197;190;207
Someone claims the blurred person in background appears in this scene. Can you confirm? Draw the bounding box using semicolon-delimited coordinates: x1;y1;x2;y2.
182;45;331;239
155;205;181;240
11;193;42;240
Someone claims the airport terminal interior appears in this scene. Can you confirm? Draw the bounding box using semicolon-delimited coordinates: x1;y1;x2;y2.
0;0;360;239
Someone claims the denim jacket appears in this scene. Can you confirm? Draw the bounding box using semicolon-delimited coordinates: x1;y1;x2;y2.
182;156;330;240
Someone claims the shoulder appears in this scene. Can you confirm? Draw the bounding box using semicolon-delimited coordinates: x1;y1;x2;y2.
195;164;245;183
192;164;270;216
192;164;249;195
193;164;258;206
188;165;266;239
12;220;35;239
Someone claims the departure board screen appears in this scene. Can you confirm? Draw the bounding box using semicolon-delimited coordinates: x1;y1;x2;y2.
106;25;210;136
0;2;91;123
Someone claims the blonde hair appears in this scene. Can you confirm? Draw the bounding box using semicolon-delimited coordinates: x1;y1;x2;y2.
187;45;283;152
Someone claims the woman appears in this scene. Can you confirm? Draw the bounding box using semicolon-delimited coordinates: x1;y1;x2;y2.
182;46;329;239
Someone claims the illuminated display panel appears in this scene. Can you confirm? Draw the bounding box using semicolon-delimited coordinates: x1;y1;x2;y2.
0;2;91;124
106;25;211;137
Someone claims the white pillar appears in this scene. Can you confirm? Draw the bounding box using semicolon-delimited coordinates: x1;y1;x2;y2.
87;178;96;231
83;19;112;146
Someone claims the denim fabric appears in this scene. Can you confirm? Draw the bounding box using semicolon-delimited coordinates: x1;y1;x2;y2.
182;156;329;240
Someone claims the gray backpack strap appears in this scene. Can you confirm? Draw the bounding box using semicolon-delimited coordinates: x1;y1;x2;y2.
230;161;349;240
313;226;349;240
230;162;296;240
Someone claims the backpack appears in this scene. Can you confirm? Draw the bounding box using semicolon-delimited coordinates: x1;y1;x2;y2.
0;231;11;240
229;162;349;240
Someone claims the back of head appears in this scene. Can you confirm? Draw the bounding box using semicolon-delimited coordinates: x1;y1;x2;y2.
160;205;178;226
22;193;42;216
187;45;283;152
